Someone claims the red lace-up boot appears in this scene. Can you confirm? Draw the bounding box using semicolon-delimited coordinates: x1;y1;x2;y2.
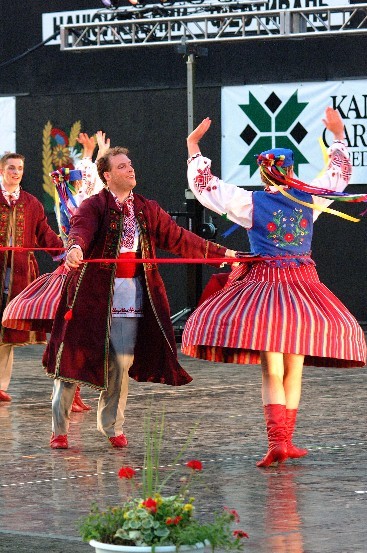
0;390;12;402
71;386;91;412
256;404;288;468
286;408;308;458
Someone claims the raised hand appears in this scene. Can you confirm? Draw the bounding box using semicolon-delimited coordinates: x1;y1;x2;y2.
187;117;212;144
96;131;111;160
187;117;212;157
77;133;96;158
322;107;345;141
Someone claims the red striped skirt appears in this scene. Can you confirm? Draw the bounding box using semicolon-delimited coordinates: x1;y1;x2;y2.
181;263;366;368
1;265;67;332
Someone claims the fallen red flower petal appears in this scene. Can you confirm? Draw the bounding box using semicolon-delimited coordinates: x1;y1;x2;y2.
186;460;203;471
118;466;136;479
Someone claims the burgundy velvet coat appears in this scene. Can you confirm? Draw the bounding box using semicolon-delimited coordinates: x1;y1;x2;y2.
0;190;63;345
43;189;226;390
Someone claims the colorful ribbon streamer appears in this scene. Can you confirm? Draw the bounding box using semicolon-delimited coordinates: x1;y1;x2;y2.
271;181;361;223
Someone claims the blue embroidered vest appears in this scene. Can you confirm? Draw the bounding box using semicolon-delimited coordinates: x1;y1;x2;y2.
247;188;314;265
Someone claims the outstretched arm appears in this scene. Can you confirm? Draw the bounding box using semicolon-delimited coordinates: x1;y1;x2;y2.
187;117;212;157
311;107;351;219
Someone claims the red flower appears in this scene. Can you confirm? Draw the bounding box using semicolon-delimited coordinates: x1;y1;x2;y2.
233;530;249;539
186;460;203;471
166;516;182;525
118;466;136;479
142;498;158;513
300;218;308;228
284;233;294;242
224;506;240;523
267;222;277;232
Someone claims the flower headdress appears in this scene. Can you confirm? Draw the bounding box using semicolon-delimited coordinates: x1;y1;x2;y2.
256;148;294;169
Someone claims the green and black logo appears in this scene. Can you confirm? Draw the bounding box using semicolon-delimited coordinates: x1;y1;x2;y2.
239;90;309;175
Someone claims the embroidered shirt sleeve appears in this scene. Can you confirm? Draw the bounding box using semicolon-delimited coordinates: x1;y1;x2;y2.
187;155;254;228
311;141;351;193
310;141;352;221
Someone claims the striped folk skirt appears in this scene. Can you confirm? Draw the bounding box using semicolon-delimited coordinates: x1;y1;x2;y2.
181;263;366;368
1;265;67;333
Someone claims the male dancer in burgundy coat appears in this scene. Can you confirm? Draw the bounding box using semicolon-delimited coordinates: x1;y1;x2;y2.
44;146;234;449
0;153;63;402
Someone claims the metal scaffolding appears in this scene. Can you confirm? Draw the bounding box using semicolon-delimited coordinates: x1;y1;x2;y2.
60;2;367;51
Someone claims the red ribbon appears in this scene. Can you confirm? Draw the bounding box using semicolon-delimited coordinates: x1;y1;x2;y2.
0;247;305;264
83;256;295;264
0;247;66;251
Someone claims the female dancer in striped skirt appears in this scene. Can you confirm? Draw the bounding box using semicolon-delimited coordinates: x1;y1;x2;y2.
1;131;108;412
181;107;367;467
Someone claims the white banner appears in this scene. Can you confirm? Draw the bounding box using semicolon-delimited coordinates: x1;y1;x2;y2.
0;97;16;156
221;81;367;186
42;0;348;45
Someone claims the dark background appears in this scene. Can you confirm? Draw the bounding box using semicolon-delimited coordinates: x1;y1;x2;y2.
0;0;366;320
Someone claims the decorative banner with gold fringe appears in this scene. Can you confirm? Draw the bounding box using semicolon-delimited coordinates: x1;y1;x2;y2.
42;120;82;212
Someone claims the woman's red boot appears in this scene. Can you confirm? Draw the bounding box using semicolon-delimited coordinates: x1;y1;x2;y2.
286;408;308;458
71;386;91;412
256;404;288;468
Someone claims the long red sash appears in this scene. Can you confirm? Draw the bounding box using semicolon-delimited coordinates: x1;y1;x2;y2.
115;252;142;278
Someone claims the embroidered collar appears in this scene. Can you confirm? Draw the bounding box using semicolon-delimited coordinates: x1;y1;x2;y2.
109;190;136;250
1;182;21;205
109;190;134;211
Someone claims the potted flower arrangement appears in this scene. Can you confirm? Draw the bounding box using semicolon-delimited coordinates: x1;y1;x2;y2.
79;413;248;553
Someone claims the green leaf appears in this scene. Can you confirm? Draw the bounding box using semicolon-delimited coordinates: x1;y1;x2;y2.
154;527;170;538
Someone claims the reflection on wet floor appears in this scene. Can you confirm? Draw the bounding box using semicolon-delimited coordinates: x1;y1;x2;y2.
0;346;366;552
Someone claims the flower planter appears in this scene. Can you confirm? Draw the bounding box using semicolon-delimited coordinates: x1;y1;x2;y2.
89;541;205;553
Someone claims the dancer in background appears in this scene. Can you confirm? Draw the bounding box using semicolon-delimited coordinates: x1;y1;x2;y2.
181;108;366;467
0;153;63;402
2;131;108;411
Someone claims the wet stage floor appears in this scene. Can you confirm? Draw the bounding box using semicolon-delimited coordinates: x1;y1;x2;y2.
0;345;366;552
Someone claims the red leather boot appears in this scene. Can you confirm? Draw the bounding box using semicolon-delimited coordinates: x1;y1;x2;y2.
71;386;92;412
256;404;288;468
286;408;308;458
0;390;12;402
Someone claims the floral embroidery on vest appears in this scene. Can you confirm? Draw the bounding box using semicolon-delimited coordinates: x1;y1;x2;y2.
0;208;10;247
266;207;309;248
136;211;155;270
100;208;123;271
13;204;25;247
